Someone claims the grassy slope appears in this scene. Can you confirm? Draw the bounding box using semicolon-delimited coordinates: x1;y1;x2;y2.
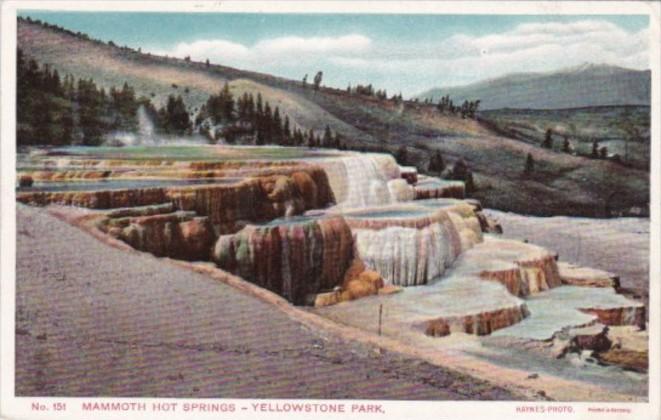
479;107;651;171
17;19;650;217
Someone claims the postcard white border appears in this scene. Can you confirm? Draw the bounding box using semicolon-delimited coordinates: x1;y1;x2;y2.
1;1;660;419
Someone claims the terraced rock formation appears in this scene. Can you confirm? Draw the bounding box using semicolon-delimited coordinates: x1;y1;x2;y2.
16;145;646;355
212;215;354;305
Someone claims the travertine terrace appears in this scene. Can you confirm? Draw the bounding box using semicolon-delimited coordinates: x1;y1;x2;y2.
16;145;647;380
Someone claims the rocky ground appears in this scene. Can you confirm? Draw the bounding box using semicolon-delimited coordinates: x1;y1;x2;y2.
311;210;650;401
14;204;518;399
484;210;650;313
475;210;650;399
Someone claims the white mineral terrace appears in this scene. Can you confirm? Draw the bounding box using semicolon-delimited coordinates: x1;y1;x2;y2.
313;235;645;339
16;145;646;343
493;286;645;340
315;152;405;208
341;203;482;286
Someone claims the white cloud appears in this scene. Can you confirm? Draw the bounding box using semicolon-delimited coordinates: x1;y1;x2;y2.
469;20;647;60
255;34;371;56
151;20;649;96
166;39;252;61
334;19;650;93
152;34;371;69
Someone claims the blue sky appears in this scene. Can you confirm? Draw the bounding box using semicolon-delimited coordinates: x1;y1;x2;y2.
19;11;650;97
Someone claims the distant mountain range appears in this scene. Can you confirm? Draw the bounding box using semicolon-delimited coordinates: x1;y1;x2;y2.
416;63;651;110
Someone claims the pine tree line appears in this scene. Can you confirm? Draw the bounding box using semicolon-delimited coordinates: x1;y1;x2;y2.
17;49;145;145
16;53;351;149
435;95;480;118
346;83;404;103
541;128;615;162
195;82;347;149
18;50;206;144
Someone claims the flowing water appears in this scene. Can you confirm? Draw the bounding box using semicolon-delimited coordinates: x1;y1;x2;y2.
318;153;413;208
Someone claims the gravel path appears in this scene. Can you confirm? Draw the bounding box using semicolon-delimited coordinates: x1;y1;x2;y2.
15;204;517;399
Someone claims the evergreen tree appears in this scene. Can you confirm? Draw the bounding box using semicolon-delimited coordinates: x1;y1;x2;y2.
221;82;234;121
256;93;263;115
296;128;305;147
395;146;408;165
256;128;265;145
247;93;255;118
450;159;475;193
32;94;55;144
160;95;190;134
591;140;599;158
322;125;333;148
262;102;273;143
272;106;283;145
524;153;535;175
467;100;480;118
307;129;316;148
460;100;470;119
333;132;342;149
77;78;107;145
613;108;641;164
202;82;235;124
542;128;553;149
58;104;74;145
283;116;292;145
313;71;323;90
562;135;571;153
428;150;445;176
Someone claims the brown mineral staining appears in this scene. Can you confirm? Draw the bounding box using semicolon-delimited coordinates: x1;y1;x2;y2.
291;171;318;208
17;147;647;365
17;187;167;208
261;175;295;202
474;240;562;297
475;210;503;233
425;320;451;337
596;326;648;372
18;168;335;236
568;325;613;353
105;202;175;218
399;166;418;185
18;175;34;187
377;284;403;295
424;306;529;337
579;306;646;330
480;267;524;296
598;349;648;372
313;259;387;307
22;170;111;181
460;305;529;335
101;211;214;261
558;262;620;288
340;260;384;300
517;254;563;293
179;218;216;260
212;216;354;305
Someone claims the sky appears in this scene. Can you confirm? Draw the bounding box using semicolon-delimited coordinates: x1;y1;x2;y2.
18;11;650;97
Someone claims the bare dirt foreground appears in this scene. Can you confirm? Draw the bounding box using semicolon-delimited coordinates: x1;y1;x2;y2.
14;204;517;400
